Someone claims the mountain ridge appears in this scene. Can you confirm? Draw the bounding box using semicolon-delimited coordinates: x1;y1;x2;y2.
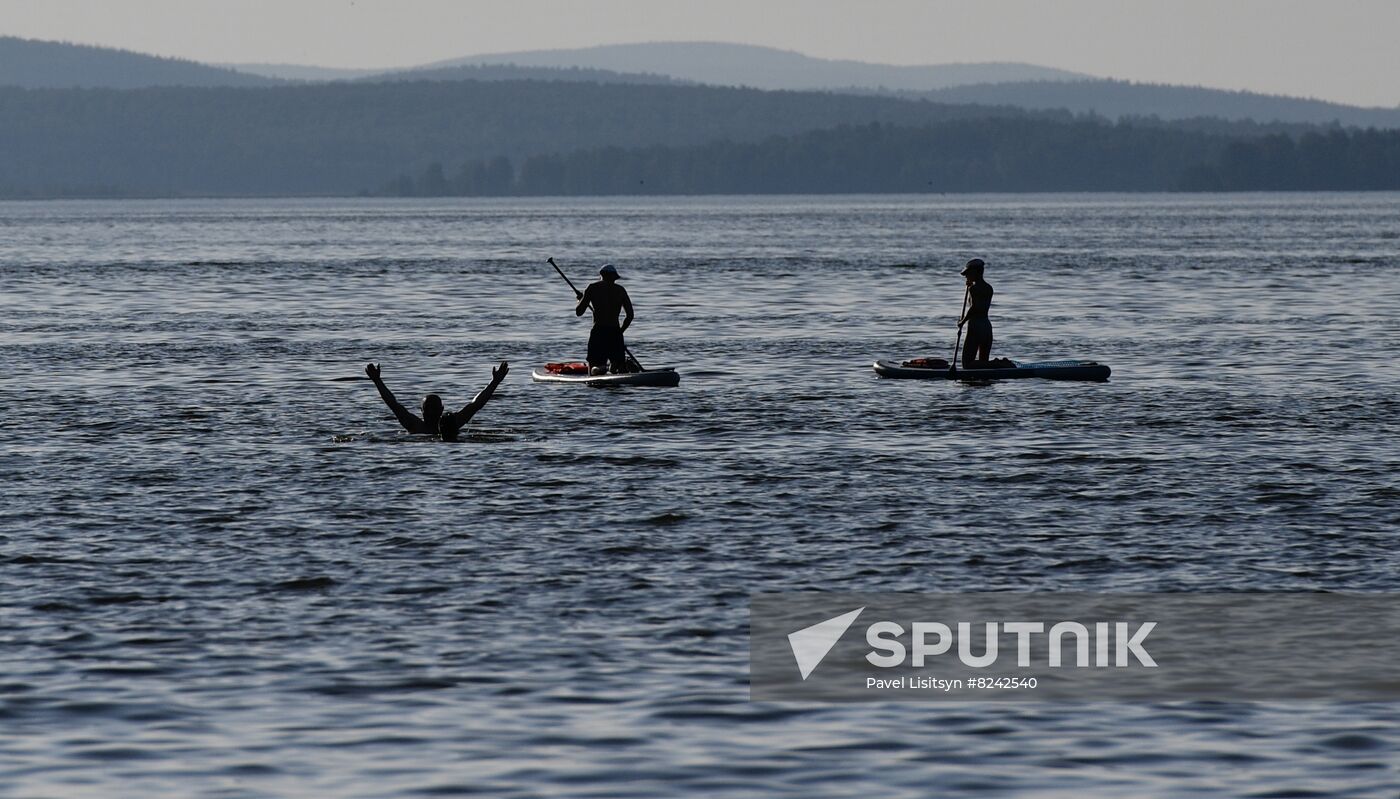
0;78;1057;197
910;79;1400;128
0;36;278;89
417;41;1089;91
221;41;1400;127
3;76;1394;198
8;37;1397;129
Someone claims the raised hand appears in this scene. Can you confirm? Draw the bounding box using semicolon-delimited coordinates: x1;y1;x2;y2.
492;361;510;381
365;362;381;380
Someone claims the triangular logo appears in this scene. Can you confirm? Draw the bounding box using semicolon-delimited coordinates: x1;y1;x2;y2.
788;607;865;680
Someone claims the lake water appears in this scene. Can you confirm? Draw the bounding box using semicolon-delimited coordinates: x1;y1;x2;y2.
2;194;1399;797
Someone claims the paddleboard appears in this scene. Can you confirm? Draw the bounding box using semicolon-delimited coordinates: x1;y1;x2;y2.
532;363;680;387
873;359;1110;381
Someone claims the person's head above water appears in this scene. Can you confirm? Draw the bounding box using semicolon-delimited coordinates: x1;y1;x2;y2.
961;258;985;278
599;264;621;282
364;360;508;442
421;393;444;425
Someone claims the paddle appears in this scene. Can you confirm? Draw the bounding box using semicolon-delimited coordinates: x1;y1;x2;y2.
547;257;644;371
547;255;582;296
950;285;970;374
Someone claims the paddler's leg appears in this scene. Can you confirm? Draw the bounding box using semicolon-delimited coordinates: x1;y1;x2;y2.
587;327;608;375
608;330;628;374
974;342;991;367
962;331;979;369
963;319;992;368
975;320;993;367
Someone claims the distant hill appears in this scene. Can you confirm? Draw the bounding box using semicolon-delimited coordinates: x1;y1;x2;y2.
4;37;1395;198
220;61;680;86
3;76;1394;198
0;79;1056;197
359;63;682;86
214;42;1400;129
913;79;1400;129
375;42;1400;127
218;63;379;82
0;36;278;89
416;41;1089;91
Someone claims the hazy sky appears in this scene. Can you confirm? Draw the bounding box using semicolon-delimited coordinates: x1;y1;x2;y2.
3;0;1398;106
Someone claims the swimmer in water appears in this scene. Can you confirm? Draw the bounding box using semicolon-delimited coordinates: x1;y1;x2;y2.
364;361;508;441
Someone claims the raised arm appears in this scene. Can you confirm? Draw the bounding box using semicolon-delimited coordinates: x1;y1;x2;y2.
441;361;510;437
365;363;423;432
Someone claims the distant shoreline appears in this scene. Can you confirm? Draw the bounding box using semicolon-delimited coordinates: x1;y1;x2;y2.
5;188;1400;202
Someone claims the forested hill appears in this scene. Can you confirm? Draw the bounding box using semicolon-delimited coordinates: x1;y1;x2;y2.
0;36;277;89
2;76;1396;198
358;63;683;86
392;123;1400;196
912;79;1400;129
0;79;1056;196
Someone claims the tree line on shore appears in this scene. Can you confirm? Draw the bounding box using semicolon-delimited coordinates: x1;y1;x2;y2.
382;121;1400;197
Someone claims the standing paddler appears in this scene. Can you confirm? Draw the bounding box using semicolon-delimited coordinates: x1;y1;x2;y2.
958;258;995;369
575;264;637;375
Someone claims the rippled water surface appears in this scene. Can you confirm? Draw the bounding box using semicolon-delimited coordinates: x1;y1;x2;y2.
2;194;1399;797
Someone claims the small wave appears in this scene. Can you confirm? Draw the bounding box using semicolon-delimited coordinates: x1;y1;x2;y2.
305;677;458;696
642;512;688;526
1318;733;1388;752
265;576;338;593
88;593;174;606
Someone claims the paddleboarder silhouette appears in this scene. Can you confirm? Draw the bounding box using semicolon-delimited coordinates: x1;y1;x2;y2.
575;264;637;374
958;259;995;369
